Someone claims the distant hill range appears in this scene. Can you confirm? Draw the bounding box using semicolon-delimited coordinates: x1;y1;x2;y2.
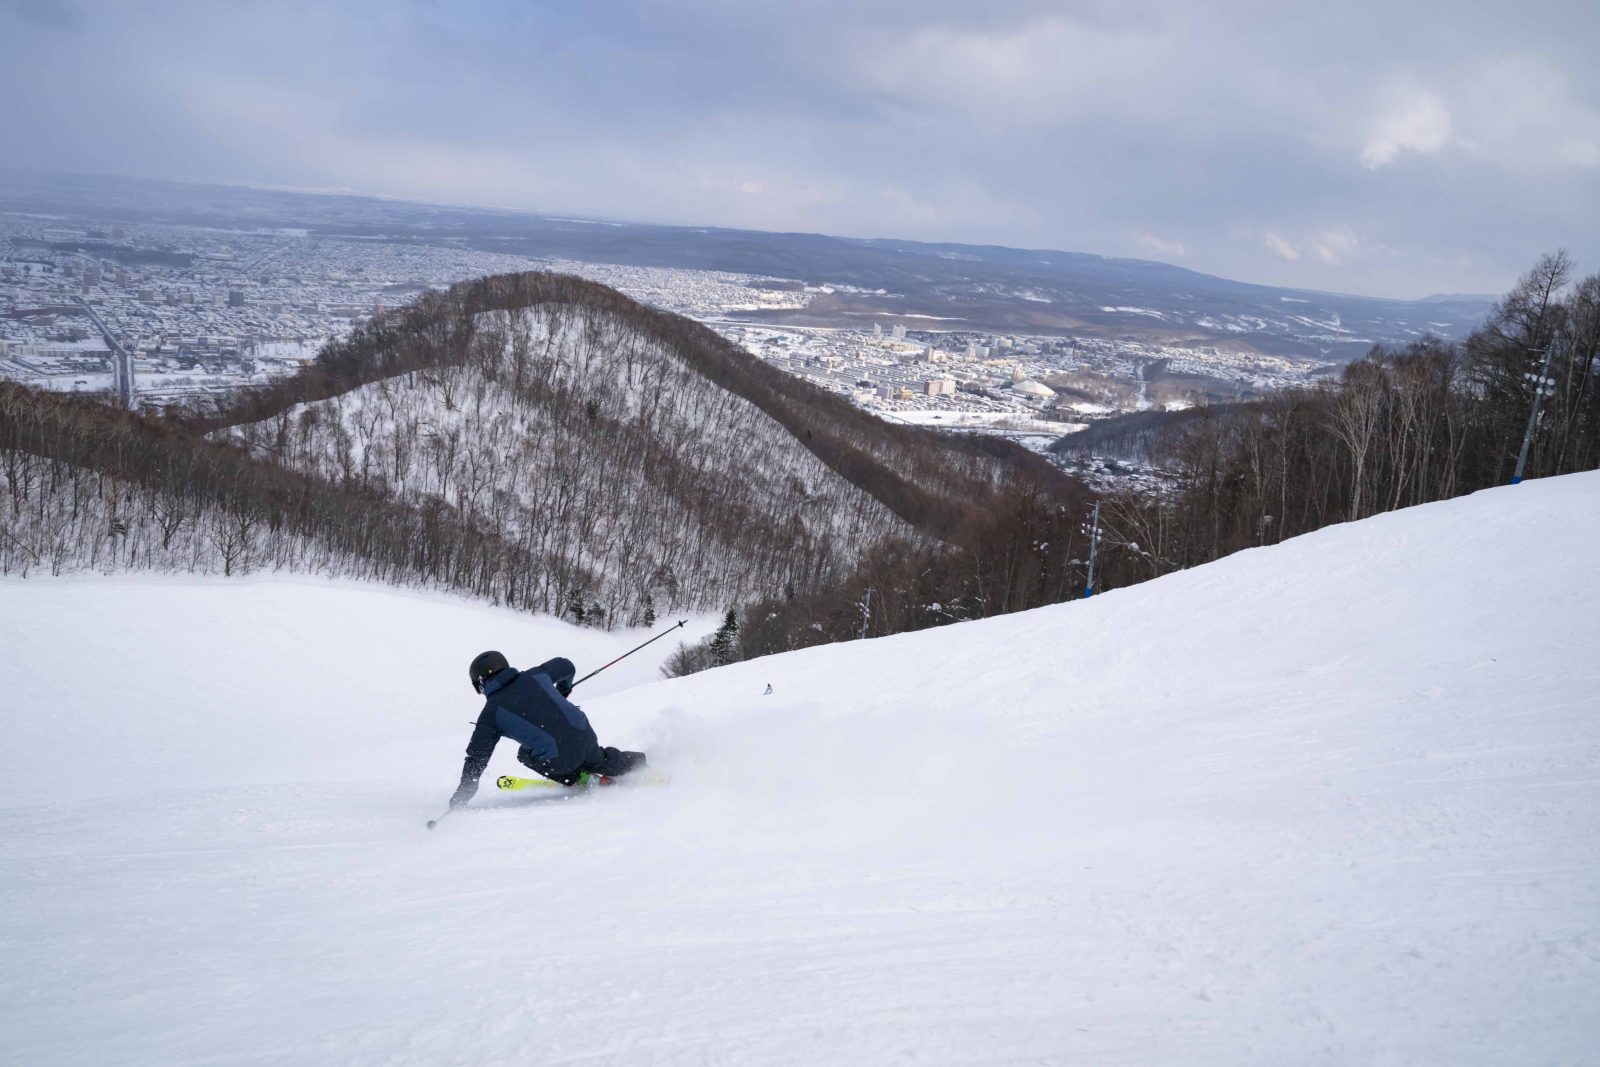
0;170;1495;360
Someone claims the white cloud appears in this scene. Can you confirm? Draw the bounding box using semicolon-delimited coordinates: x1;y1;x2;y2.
1562;138;1600;167
0;2;1592;298
848;16;1174;126
1361;89;1452;169
1264;231;1300;261
1135;232;1186;257
697;173;767;197
1451;55;1600;171
1312;227;1359;265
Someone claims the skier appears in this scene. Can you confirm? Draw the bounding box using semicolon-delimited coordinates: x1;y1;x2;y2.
447;651;646;810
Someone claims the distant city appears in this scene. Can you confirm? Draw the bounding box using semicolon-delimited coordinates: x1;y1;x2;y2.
0;175;1401;475
0;214;541;406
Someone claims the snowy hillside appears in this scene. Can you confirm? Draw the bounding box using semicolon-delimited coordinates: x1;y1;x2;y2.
222;301;913;623
4;474;1599;1064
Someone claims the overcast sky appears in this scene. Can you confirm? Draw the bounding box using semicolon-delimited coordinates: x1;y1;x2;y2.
3;0;1597;299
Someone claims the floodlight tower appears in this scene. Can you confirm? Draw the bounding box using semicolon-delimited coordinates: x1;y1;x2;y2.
1512;345;1557;485
1084;500;1102;598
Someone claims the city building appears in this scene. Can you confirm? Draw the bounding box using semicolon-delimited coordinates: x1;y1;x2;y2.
1010;379;1056;401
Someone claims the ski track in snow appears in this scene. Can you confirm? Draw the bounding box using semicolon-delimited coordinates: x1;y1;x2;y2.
3;476;1600;1064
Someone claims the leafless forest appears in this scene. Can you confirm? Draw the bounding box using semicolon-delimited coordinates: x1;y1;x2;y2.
1;272;1086;632
4;259;1594;668
1087;253;1600;583
221;303;916;624
721;253;1600;662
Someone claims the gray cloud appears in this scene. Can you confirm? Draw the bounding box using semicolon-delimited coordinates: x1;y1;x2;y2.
2;0;1596;297
1;0;78;28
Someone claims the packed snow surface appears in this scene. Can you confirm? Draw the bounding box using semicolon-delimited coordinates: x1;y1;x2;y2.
4;475;1600;1064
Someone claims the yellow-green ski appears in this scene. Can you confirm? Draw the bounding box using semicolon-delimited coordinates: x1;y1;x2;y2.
495;771;669;791
495;774;564;791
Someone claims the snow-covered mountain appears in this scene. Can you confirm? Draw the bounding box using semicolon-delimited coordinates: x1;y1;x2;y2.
2;273;1079;623
3;473;1598;1063
222;300;913;623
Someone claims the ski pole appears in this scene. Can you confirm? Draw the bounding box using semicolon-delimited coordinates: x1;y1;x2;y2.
426;808;452;831
570;619;689;690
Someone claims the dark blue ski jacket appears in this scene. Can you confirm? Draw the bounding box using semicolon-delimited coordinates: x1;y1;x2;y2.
450;657;597;805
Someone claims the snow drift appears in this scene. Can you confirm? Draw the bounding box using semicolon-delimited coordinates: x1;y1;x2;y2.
3;473;1599;1064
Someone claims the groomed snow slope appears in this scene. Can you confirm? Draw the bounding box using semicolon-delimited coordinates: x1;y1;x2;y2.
4;474;1599;1065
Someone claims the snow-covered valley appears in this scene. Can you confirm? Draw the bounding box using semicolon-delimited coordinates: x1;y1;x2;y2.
3;474;1598;1064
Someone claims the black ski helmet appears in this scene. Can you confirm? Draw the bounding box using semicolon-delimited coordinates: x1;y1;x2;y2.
469;650;510;693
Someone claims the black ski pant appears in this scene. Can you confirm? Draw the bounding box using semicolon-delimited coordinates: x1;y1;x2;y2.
517;743;646;786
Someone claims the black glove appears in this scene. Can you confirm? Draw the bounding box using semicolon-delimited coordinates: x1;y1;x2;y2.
556;679;572;697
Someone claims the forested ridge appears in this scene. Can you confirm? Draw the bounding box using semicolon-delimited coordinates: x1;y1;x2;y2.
1;271;1090;631
1064;252;1600;586
199;271;1077;546
217;301;915;621
695;252;1600;665
7;257;1590;669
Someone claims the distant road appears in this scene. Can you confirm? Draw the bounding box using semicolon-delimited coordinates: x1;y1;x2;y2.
73;296;135;407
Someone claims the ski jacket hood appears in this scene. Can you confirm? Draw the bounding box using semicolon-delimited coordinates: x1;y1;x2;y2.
482;667;519;696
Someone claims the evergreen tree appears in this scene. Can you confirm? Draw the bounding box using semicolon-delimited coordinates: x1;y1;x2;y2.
709;608;741;667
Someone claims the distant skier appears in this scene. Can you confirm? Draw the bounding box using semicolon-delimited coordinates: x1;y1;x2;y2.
447;651;646;810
